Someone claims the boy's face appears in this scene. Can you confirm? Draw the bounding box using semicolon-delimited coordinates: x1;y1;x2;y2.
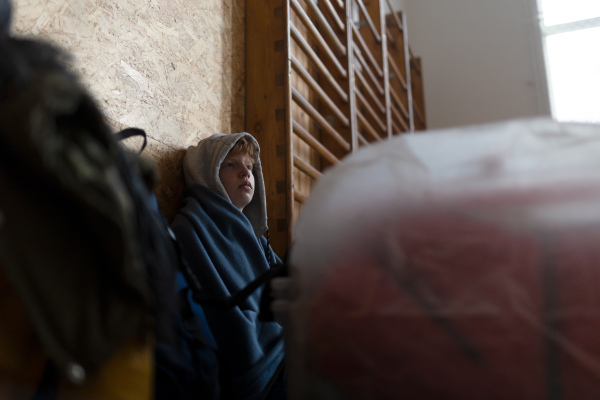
219;151;255;211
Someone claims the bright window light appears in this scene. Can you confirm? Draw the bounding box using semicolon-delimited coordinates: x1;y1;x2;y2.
539;0;600;26
538;0;600;123
545;27;600;123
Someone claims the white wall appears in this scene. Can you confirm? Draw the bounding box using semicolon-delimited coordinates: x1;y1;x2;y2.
401;0;551;129
389;0;404;12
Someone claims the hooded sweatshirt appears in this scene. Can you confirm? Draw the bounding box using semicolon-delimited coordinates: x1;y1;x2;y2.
170;133;284;400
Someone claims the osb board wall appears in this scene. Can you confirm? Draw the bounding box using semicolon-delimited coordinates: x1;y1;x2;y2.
12;0;245;221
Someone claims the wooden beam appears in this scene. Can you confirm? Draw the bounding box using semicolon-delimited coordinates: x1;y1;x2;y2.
290;22;346;79
290;0;347;77
390;101;410;132
354;44;384;95
304;0;346;56
345;0;358;154
246;0;292;256
320;0;345;32
357;109;383;142
292;120;340;165
388;53;407;90
293;188;308;203
376;0;393;138
356;0;381;42
290;24;347;100
386;27;394;44
352;23;383;77
357;131;369;146
291;55;349;125
355;88;386;132
354;67;385;113
391;117;402;135
413;100;425;124
386;0;403;30
401;11;415;131
390;86;409;119
292;87;350;151
293;153;322;180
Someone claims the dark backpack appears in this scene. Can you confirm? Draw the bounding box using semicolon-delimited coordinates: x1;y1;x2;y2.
117;128;222;400
0;36;167;380
0;36;220;398
153;268;221;400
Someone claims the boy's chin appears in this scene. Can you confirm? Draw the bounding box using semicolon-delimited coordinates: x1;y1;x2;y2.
235;196;253;211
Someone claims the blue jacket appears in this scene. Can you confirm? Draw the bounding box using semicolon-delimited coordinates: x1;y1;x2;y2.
171;184;284;400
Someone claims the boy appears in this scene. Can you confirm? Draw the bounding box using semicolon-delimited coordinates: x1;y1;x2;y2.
170;133;285;400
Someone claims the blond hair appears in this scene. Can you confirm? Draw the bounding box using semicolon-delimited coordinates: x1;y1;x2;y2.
229;136;258;163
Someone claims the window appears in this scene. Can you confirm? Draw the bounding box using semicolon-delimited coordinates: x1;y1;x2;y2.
538;0;600;123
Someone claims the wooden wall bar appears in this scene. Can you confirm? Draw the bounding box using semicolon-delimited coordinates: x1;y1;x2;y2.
411;54;427;131
246;0;426;256
386;10;414;133
246;0;293;256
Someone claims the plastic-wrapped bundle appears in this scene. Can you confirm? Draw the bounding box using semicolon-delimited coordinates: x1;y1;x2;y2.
287;118;600;400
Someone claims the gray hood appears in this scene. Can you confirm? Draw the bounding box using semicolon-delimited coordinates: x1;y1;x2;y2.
183;132;268;237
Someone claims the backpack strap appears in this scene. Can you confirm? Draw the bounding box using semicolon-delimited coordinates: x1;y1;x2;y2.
167;226;204;295
168;225;287;315
194;263;287;311
265;228;274;266
114;127;147;153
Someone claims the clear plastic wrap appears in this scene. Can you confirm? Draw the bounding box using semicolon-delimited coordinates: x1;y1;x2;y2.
286;118;600;399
